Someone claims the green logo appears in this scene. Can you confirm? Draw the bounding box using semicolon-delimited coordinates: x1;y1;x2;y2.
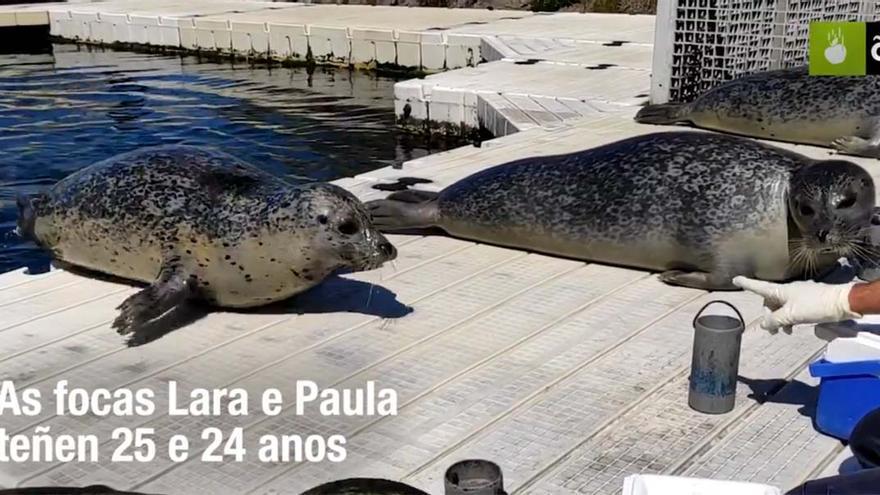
809;21;866;75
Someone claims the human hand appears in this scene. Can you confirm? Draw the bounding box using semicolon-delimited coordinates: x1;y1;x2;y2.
731;276;862;334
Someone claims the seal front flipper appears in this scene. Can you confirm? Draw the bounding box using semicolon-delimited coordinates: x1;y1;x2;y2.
365;190;440;231
15;193;46;240
634;103;690;125
659;270;739;291
112;259;197;336
831;136;880;158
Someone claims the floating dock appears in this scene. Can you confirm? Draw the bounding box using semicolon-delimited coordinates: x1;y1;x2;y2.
0;0;652;136
0;1;873;493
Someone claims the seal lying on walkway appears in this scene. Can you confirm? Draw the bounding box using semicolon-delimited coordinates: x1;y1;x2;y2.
17;145;397;335
366;131;876;291
635;66;880;158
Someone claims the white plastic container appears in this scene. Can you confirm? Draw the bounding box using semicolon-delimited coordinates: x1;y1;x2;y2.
825;333;880;363
814;314;880;363
622;474;782;495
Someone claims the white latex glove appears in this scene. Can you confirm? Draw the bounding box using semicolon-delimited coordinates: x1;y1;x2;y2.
732;276;862;334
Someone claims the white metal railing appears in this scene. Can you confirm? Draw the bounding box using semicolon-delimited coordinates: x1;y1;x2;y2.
650;0;880;104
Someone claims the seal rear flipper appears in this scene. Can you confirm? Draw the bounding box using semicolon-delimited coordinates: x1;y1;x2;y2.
634;103;689;125
112;260;197;337
365;190;441;231
659;270;740;291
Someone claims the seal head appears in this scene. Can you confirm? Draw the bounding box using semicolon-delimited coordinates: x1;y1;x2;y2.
304;182;397;273
788;160;875;268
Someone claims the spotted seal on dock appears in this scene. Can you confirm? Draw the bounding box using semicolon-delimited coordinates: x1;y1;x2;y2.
16;145;397;335
366;131;876;291
635;66;880;158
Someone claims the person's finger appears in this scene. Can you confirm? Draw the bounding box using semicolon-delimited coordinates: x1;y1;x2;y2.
732;276;782;299
762;308;791;332
757;308;778;333
762;319;780;335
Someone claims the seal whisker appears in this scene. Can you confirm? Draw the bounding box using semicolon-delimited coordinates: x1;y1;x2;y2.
850;241;879;260
365;281;376;309
379;317;394;331
858;241;880;256
789;238;822;276
808;248;820;276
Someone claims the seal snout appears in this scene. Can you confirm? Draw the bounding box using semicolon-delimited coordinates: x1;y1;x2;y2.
378;239;397;261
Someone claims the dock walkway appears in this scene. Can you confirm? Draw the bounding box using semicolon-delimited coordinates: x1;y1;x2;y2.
2;0;653;136
0;1;872;494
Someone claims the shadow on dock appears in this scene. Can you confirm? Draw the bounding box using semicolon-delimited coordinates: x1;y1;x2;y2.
50;262;411;347
738;375;818;420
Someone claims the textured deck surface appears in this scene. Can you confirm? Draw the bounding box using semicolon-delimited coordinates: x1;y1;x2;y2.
0;2;873;494
2;113;876;494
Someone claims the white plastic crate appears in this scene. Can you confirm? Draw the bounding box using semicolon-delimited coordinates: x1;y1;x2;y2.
651;0;880;103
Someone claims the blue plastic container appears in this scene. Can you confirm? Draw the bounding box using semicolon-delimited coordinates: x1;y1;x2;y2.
809;358;880;441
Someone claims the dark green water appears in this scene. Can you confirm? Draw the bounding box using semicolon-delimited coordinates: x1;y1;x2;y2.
0;44;446;274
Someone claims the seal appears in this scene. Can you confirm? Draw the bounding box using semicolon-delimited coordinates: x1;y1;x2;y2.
16;145;397;335
634;66;880;158
366;131;876;291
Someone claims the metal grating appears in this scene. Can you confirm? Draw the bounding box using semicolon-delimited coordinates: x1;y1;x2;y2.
651;0;879;103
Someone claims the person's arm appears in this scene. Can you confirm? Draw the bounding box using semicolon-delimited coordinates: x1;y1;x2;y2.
849;280;880;315
732;276;864;333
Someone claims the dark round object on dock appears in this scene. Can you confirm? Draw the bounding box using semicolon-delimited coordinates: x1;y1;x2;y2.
299;478;430;495
851;407;880;469
444;459;506;495
0;485;158;495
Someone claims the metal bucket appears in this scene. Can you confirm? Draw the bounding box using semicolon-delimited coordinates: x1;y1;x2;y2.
688;300;745;415
444;460;506;495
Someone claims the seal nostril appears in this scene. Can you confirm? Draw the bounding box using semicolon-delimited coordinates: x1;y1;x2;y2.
817;230;829;243
379;241;395;258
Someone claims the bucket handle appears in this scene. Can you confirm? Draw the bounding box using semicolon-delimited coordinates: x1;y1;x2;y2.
693;300;745;329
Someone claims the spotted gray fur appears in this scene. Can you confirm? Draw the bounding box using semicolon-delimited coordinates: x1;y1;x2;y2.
635;66;880;158
18;145;396;336
367;131;875;291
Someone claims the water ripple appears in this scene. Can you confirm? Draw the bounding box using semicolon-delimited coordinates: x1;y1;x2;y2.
0;44;447;273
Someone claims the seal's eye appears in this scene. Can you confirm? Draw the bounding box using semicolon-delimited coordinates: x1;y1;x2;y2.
799;204;815;217
836;194;857;209
338;220;359;235
317;215;328;225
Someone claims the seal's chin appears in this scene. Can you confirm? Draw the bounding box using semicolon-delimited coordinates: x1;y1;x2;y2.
790;230;871;275
805;232;876;265
336;235;396;273
347;258;387;273
810;240;857;257
345;250;396;273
